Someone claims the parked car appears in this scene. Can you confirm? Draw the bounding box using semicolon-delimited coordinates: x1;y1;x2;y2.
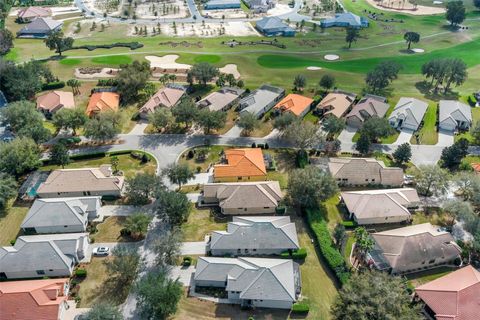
92;246;110;256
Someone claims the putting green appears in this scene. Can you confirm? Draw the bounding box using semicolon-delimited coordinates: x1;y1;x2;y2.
194;54;221;63
91;55;133;65
257;37;480;74
59;58;82;66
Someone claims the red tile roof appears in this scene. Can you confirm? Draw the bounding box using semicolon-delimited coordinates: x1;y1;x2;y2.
86;92;120;117
214;148;267;179
416;266;480;320
273;94;313;117
0;278;69;320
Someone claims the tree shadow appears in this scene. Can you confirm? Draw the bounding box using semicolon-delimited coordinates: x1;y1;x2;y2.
414;81;460;101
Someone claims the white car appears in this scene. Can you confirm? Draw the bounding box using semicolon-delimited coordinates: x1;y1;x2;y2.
92;246;110;256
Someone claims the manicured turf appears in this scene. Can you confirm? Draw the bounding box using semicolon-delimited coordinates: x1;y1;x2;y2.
181;207;227;242
91;55;133;65
194;54;221;64
411;102;438;145
257;38;480;74
0;204;29;246
59;58;82;66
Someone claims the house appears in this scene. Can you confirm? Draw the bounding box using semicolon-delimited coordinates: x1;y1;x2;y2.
438;100;472;132
238;85;285;118
388;97;428;131
368;223;462;275
197;87;245;112
415;265;480;320
328;157;404;186
321;12;369;28
204;0;241;9
17;6;51;22
139;87;186;119
21;197;102;234
0;233;89;279
0;278;69;320
85;91;120;117
207;216;299;256
202;181;282;215
36;165;124;198
17;17;62;38
194;257;301;309
273;94;313;118
0;90;7;108
341;188;420;225
213;148;267;182
36;91;75;116
255;17;296;37
316;91;356;118
243;0;276;13
345;96;390;128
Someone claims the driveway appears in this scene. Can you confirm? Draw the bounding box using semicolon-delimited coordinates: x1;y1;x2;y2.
223;125;243;138
337;126;358;143
94;205;138;222
181;241;207;255
170;265;195;286
186;193;201;203
185;168;213;186
436;129;454;147
395;128;414;144
128;121;148;135
82;241;141;263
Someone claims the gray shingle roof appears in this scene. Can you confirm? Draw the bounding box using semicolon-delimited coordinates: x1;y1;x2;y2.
195;257;298;302
256;17;294;32
19;17;62;34
0;233;87;275
239;85;284;116
210;216;299;251
388;97;428;126
439;100;472;124
21;197;100;229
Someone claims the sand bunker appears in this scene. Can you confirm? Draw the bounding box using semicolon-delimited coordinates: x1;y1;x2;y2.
365;0;445;15
307;66;322;71
324;54;339;61
219;64;241;79
411;48;425;53
145;55;192;70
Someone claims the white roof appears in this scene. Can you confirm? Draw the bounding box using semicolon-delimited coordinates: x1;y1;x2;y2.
389;97;428;125
239;85;284;116
439;100;472;124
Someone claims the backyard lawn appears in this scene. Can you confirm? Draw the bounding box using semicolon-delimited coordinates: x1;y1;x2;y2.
406;266;454;287
321;195;345;231
179;145;231;173
91;216;135;243
181;207;228;242
411;102;438;145
0;203;29;246
41;152;157;178
76;257;132;307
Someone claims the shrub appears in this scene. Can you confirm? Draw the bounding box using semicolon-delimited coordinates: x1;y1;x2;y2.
97;79;119;86
306;209;350;285
251;142;257;148
281;248;307;260
291;302;310;314
72;137;81;143
74;296;81;303
42;81;65;90
70;152;106;160
296;149;309;168
183;256;192;266
102;195;119;201
196;166;202;173
109;150;131;156
275;206;286;215
9;239;15;246
141;153;149;163
341;220;357;228
264;143;269;149
187;150;194;159
131;151;143;160
68;42;144;52
257;143;265;149
75;269;87;278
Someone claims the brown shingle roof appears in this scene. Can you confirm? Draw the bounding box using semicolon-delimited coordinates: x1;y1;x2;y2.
317;92;356;118
139;87;185;114
36;91;75;113
346;97;389;123
17;7;51;19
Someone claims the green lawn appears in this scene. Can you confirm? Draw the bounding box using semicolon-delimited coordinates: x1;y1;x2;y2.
352;130;399;144
59;58;82;66
411;102;438;145
181;207;228;242
321;195;345;231
91;55;133;65
41;153;157;178
406;266;454;287
0;203;29;246
91;216;137;242
179;145;230;173
343;232;355;267
194;54;221;64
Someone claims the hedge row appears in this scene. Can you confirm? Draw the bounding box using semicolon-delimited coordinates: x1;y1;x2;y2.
42;81;65;90
280;248;307;260
291;302;310;314
97;79;118;86
68;42;144;52
341;220;357;228
306;209;350;285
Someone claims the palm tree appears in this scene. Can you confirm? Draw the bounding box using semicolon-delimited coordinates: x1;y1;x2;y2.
354;227;375;259
66;79;80;95
169;74;177;84
124;213;151;240
159;74;169;86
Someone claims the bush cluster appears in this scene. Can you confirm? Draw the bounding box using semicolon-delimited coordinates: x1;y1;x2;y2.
75;269;87;278
306;209;350;285
291;302;310;314
97;79;119;86
68;42;144;52
42;81;65;90
280;248;307;260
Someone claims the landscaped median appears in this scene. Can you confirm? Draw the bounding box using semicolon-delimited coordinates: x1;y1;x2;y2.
306;208;351;285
